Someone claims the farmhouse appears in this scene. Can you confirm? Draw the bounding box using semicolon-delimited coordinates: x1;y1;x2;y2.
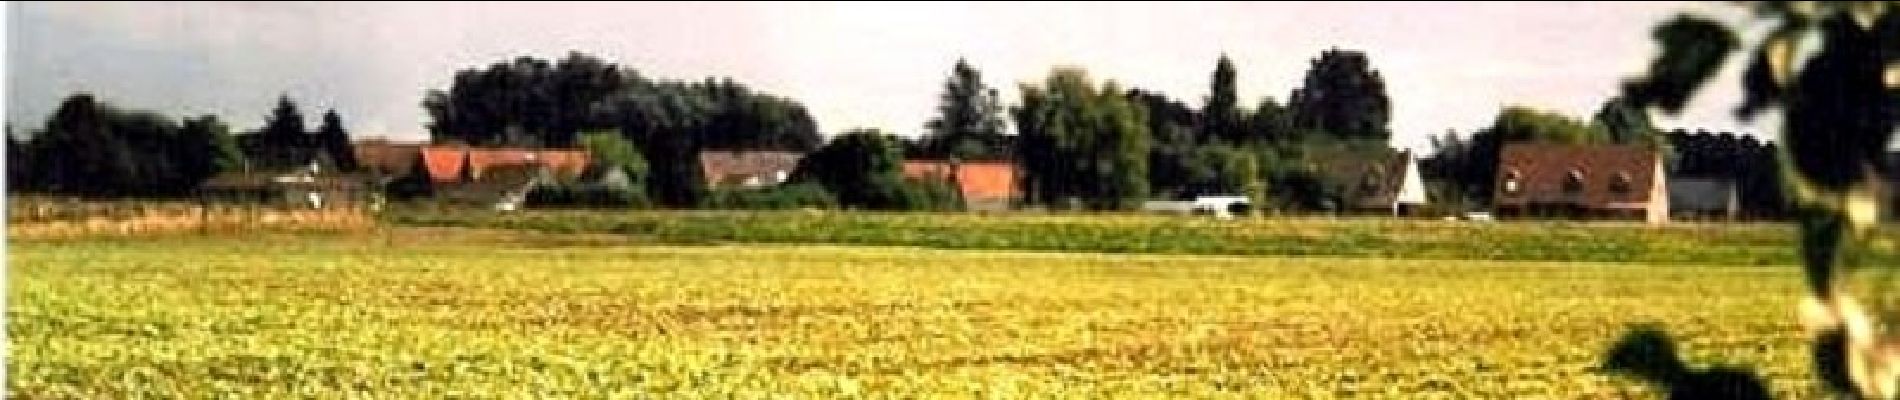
902;159;1022;211
1493;143;1668;224
699;150;804;189
198;160;374;209
1304;149;1429;215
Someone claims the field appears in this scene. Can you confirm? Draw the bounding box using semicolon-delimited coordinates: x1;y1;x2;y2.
7;217;1846;398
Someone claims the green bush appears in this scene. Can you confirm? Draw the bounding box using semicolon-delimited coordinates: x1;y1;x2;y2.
897;179;962;211
703;183;837;210
524;185;647;209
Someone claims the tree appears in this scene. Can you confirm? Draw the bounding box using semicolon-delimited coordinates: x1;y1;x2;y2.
425;52;822;152
314;110;358;172
1619;4;1900;397
1013;68;1150;210
1288;49;1392;140
790;128;911;210
176;115;242;185
1204;55;1246;143
7;128;28;191
922;58;1010;159
1128;88;1202;199
1593;96;1659;145
1664;129;1784;218
1487;106;1610;144
601;83;717;208
424;52;629;147
1248;97;1293;143
17;93;235;197
579;129;648;189
250;95;310;169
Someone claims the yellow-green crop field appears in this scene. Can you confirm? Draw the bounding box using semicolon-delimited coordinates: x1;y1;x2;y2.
8;227;1827;398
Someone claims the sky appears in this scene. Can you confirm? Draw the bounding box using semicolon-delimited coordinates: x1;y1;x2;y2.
6;1;1764;153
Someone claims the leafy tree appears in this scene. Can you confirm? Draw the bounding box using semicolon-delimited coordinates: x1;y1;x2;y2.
1289;49;1392;139
7;129;28;190
1013;68;1150;210
424;52;628;147
922;58;1010;159
579;129;648;190
177;115;242;185
1664;129;1785;218
16;93;238;197
1593;96;1659;145
1204;55;1246;143
600;83;716;208
1618;4;1900;397
790;128;911;210
249;95;311;169
314;109;358;171
1248;97;1294;143
1128;88;1202;199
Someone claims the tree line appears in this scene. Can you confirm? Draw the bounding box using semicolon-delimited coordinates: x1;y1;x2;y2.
9;93;357;198
16;47;1766;214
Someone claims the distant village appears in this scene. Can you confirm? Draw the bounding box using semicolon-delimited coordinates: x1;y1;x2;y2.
8;50;1813;225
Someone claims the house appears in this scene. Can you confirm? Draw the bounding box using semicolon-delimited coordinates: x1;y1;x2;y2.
1493;143;1669;224
1669;177;1740;220
352;139;424;179
699;150;804;189
396;145;592;210
902;159;1022;211
1304;149;1430;215
198;161;373;209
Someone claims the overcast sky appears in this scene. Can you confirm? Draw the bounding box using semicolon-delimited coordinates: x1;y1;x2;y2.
7;1;1762;152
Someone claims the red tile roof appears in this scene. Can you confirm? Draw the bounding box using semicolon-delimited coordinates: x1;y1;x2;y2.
352;141;424;176
903;160;1020;201
699;151;805;188
420;146;469;183
1495;143;1661;209
417;146;590;183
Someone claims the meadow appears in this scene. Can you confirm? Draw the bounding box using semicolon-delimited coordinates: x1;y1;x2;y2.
6;217;1856;398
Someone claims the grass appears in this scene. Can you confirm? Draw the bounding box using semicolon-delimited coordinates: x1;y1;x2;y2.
391;210;1840;265
7;227;1834;397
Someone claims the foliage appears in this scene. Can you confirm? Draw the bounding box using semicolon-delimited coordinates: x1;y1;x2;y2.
578;130;649;191
314;109;359;172
423;52;628;147
920;59;1011;160
1665;129;1787;218
1620;3;1900;397
791;129;912;210
246;95;312;169
523;184;646;209
12;94;243;197
1592;96;1660;146
1203;55;1247;144
702;183;837;210
1013;68;1151;210
1288;49;1392;140
425;52;822;207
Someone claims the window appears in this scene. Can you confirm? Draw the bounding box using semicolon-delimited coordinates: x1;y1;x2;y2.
1563;169;1585;194
1502;170;1522;195
1609;172;1633;194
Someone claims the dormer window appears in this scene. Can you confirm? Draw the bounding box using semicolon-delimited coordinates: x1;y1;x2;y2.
1563;169;1585;194
1609;172;1633;194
